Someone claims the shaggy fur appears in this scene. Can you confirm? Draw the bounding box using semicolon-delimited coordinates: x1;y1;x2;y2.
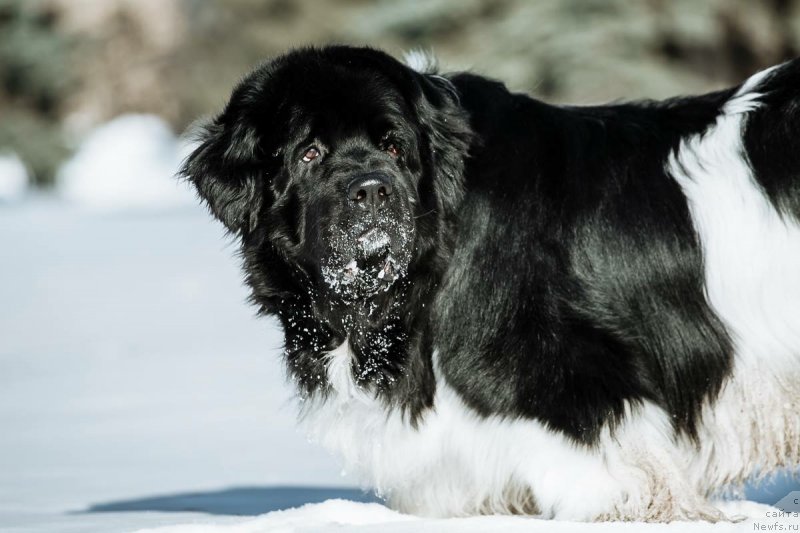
182;46;800;521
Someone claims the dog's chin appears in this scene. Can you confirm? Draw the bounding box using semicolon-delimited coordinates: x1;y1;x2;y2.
322;252;405;302
320;208;415;302
321;227;412;302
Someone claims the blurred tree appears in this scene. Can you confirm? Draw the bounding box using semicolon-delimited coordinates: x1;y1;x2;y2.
0;0;798;189
0;0;73;186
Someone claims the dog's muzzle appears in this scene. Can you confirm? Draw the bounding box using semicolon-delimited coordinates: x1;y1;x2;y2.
321;186;414;301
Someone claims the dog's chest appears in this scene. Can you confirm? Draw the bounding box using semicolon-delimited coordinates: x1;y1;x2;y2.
298;342;436;490
296;342;666;519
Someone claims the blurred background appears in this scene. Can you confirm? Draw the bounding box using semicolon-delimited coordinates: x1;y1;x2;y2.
1;1;799;531
3;0;800;192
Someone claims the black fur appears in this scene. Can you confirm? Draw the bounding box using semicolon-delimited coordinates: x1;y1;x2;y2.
742;66;800;220
183;46;742;443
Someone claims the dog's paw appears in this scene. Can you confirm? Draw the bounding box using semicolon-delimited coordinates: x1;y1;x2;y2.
595;496;730;523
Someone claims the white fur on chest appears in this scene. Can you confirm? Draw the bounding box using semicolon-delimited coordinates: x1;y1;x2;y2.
301;342;576;517
299;343;717;520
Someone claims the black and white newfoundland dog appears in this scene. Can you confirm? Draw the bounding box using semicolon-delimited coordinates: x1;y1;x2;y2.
182;46;800;522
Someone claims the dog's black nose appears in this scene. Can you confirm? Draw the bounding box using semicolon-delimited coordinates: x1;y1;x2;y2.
348;173;392;211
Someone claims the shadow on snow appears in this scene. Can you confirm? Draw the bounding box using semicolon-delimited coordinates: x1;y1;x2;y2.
84;486;382;516
81;473;799;517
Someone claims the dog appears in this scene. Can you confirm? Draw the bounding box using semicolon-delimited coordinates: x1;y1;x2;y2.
181;46;800;522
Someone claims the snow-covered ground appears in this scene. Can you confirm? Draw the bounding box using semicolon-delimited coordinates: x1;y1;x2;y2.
1;198;798;532
0;199;348;532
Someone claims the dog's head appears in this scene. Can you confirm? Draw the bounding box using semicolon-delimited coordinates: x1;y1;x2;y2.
183;47;471;304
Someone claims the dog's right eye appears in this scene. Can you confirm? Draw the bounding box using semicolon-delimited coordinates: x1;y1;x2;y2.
301;147;321;163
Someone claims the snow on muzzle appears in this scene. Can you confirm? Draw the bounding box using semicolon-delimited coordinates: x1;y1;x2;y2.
321;209;414;301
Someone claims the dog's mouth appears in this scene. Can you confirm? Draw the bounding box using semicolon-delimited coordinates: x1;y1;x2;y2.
321;217;413;301
336;251;399;287
356;227;391;260
347;227;400;281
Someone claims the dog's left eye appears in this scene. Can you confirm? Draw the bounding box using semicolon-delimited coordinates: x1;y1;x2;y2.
301;147;321;163
385;143;400;158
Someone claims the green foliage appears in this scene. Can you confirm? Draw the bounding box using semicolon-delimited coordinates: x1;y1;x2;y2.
0;0;797;189
0;110;69;187
0;0;74;186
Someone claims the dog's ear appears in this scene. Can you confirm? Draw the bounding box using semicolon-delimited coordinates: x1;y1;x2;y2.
181;109;266;235
414;73;474;222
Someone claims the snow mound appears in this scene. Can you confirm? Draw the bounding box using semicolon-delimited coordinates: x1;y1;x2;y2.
57;114;197;211
0;152;29;202
134;500;415;533
133;499;788;533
